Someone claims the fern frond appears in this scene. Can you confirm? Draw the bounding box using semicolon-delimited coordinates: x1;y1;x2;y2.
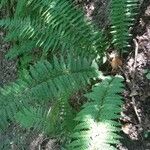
14;0;27;18
110;0;139;53
15;106;49;132
0;0;8;8
0;17;34;39
68;76;124;150
28;0;104;54
1;98;76;147
0;0;106;59
2;95;75;136
5;41;36;59
44;96;77;135
0;0;14;8
0;79;28;131
8;89;76;137
0;56;98;131
146;70;150;79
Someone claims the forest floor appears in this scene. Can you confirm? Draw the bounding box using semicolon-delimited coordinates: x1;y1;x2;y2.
0;0;150;150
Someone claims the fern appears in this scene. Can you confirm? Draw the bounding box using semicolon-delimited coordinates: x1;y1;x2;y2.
15;95;77;135
0;0;14;8
0;0;105;60
0;56;98;132
145;70;150;79
15;107;48;131
110;0;139;53
0;0;140;149
5;41;36;59
68;76;124;150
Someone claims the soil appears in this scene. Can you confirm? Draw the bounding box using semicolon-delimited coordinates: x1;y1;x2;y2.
0;0;150;150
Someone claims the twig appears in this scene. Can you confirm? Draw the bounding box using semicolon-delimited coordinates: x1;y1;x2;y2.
120;68;142;124
131;38;142;124
133;38;139;78
132;96;142;124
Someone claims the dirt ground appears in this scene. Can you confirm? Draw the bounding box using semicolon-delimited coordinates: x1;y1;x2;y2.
0;0;150;150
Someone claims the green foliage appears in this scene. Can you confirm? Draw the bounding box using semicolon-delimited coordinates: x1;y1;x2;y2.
0;0;14;8
15;95;77;136
144;69;150;79
110;0;139;53
15;107;48;131
0;0;139;149
0;0;105;60
146;73;150;79
0;56;98;133
67;76;124;150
